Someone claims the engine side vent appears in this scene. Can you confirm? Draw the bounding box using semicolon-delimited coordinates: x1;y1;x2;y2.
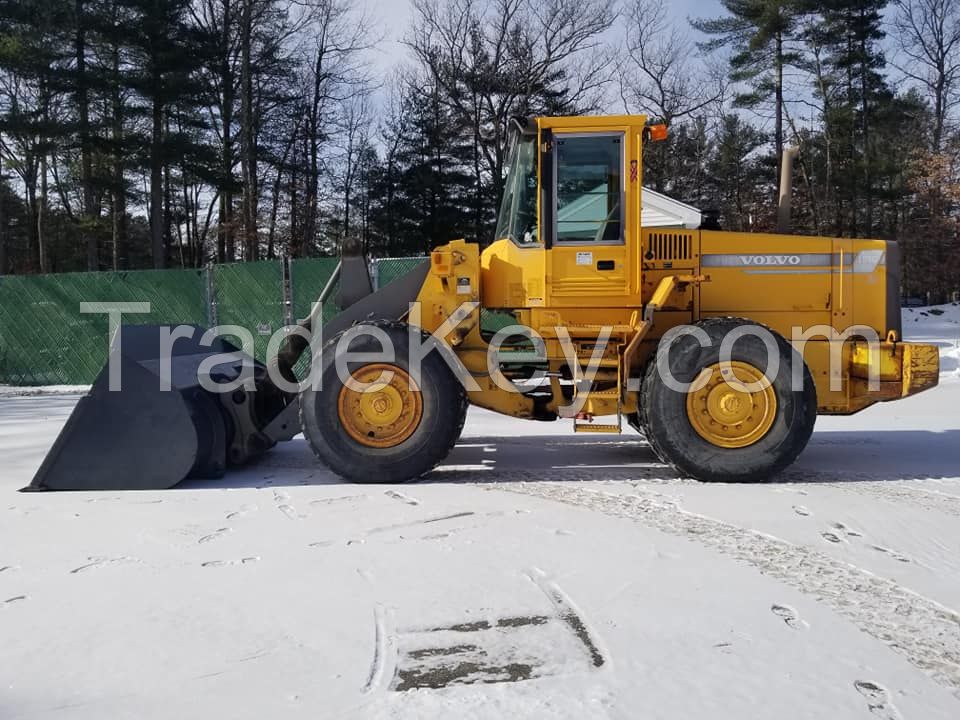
645;232;695;262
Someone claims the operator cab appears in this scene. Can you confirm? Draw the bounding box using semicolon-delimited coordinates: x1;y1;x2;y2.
482;115;666;312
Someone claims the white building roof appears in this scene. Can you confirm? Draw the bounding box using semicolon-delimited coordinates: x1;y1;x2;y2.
641;187;702;228
556;183;702;233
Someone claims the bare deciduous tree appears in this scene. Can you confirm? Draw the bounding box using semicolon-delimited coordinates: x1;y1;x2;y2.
296;0;375;257
620;0;726;125
893;0;960;151
408;0;616;237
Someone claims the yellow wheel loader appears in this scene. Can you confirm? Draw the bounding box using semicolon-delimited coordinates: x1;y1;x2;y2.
27;115;940;491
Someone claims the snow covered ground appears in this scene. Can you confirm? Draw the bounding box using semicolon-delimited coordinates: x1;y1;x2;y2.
2;308;959;719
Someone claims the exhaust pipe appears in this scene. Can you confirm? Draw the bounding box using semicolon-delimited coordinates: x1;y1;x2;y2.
777;146;799;234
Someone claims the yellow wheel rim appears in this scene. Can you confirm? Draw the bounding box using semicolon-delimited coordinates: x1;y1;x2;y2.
337;364;423;449
686;361;777;449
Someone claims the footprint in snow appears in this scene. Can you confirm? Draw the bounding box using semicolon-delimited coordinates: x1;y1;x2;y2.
198;528;232;544
771;604;808;630
384;490;420;506
832;522;863;538
822;522;909;561
202;557;260;568
226;504;258;520
273;491;305;520
277;504;303;520
793;505;811;517
420;532;452;540
70;556;138;574
309;495;367;506
871;545;911;563
854;680;903;720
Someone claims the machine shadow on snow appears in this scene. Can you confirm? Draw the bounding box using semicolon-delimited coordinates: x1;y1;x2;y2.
785;429;960;484
176;428;960;490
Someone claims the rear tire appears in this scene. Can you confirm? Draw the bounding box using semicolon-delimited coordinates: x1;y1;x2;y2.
641;318;816;483
300;322;468;483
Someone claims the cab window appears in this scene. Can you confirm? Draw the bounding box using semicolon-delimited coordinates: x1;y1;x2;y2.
555;134;624;244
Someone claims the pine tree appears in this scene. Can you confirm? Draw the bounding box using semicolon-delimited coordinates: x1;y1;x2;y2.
120;0;216;268
706;115;769;231
0;0;74;272
804;0;889;236
693;0;803;183
366;74;475;256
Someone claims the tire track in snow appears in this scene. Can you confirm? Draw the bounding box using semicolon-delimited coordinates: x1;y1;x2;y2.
833;482;960;519
782;468;960;517
441;468;691;485
499;482;960;691
526;567;606;668
363;604;393;694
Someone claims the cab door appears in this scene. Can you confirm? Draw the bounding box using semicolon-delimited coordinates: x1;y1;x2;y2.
545;129;641;307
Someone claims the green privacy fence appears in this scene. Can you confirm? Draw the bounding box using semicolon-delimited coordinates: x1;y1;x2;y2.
0;255;522;386
0;268;209;385
0;257;417;386
211;260;287;365
375;257;424;288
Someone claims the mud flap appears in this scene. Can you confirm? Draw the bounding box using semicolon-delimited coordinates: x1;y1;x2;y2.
25;325;265;492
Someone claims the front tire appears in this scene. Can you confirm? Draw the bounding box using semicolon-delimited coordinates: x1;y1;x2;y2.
300;322;467;483
641;318;816;483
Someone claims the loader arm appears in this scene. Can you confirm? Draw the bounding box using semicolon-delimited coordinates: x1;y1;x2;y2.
261;259;431;443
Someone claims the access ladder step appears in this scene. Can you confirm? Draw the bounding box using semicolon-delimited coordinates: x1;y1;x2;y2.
566;324;634;333
573;423;622;434
582;388;621;399
576;358;621;368
544;324;634;338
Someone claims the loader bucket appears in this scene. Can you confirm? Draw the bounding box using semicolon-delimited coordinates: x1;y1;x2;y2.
25;324;270;492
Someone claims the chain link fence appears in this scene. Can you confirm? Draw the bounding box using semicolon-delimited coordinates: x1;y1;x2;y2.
0;255;523;386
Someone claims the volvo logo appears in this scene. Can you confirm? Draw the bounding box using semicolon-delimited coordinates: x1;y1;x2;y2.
701;251;883;272
738;255;802;266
